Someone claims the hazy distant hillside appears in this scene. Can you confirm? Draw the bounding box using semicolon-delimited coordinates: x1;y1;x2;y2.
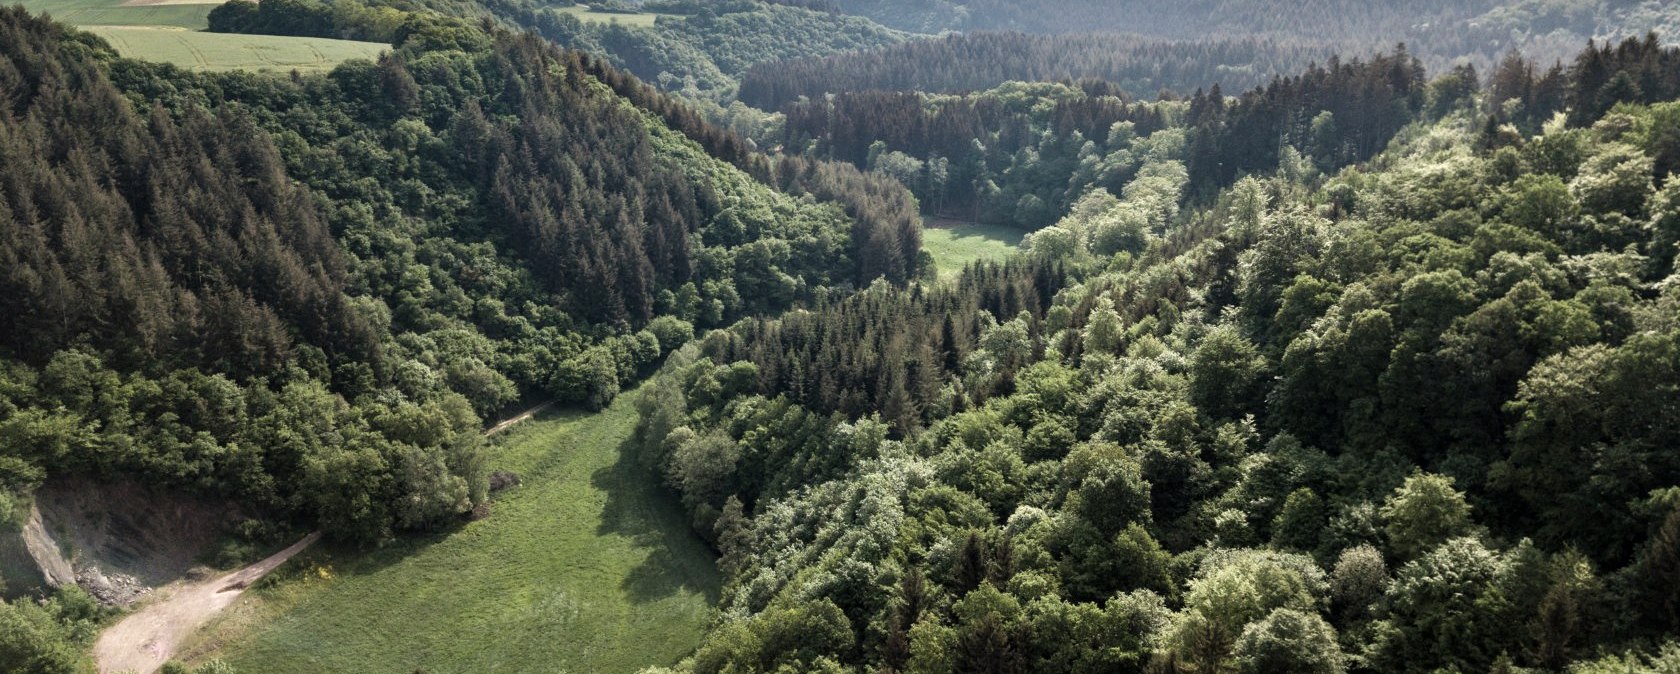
827;0;1680;70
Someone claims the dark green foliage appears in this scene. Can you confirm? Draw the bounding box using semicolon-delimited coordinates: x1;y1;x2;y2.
739;33;1339;111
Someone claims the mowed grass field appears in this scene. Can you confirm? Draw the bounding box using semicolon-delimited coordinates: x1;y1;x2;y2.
84;26;388;72
554;4;675;28
923;219;1026;282
183;388;720;674
14;0;210;28
17;0;390;73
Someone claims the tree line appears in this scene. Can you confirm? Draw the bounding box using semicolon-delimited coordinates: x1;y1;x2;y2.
738;32;1344;111
820;0;1680;77
770;47;1432;229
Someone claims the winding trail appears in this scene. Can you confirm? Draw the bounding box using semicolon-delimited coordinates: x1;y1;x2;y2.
90;401;554;674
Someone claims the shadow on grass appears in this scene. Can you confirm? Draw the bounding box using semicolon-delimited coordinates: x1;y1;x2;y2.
943;227;1024;247
592;435;722;606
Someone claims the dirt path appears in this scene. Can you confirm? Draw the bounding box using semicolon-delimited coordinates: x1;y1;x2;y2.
91;403;552;673
92;532;322;674
486;401;553;436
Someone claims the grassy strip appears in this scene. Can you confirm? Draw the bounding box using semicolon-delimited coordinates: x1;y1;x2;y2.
189;387;719;673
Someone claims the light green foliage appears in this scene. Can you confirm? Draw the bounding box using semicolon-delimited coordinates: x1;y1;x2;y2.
691;599;854;674
1082;297;1125;355
1232;608;1344;674
1566;642;1680;674
1376;537;1515;672
1570;143;1654;218
1329;545;1389;616
1026;225;1081;260
1381;473;1472;560
1169;549;1326;671
1190;324;1269;420
0;587;100;674
1064;443;1152;536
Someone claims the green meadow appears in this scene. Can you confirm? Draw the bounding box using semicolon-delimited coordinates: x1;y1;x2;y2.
922;219;1026;282
16;0;390;72
187;388;720;673
83;26;388;72
13;0;211;28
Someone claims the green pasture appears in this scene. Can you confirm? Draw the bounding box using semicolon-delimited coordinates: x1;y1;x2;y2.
189;387;720;674
13;0;213;28
82;26;388;72
923;219;1026;282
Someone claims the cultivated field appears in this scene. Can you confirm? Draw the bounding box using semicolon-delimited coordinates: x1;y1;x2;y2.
923;218;1026;282
17;0;390;72
83;25;388;72
14;0;211;27
555;4;675;28
183;388;720;674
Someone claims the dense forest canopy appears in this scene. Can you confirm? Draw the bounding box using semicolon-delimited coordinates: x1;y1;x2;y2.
737;32;1347;112
766;48;1434;233
630;31;1680;674
4;0;1680;672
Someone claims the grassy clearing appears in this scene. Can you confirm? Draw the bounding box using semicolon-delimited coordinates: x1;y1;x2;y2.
13;0;212;28
554;4;676;28
184;386;720;674
82;26;388;72
923;219;1026;282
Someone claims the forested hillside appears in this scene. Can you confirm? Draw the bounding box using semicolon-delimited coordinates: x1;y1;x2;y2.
824;0;1680;73
6;0;1680;671
0;1;920;551
212;0;909;100
770;48;1435;234
0;1;930;664
633;35;1680;674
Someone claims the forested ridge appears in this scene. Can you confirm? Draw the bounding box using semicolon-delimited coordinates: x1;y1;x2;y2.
632;34;1680;674
770;48;1434;234
738;32;1346;111
214;0;910;100
823;0;1680;74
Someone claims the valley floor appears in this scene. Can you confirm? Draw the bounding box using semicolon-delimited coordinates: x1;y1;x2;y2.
921;218;1025;282
181;386;720;673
